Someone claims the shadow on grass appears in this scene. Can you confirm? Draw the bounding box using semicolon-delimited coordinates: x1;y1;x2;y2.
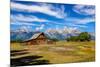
11;50;28;56
11;50;27;53
11;52;28;56
11;55;50;67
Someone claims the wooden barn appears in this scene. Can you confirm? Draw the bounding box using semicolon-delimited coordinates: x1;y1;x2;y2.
23;32;55;45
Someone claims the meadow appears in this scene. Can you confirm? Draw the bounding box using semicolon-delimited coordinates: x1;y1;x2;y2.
11;41;95;66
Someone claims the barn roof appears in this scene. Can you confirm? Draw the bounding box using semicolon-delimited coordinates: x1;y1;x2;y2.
24;32;44;41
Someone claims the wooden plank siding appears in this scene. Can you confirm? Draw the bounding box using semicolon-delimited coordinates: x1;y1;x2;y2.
23;33;55;45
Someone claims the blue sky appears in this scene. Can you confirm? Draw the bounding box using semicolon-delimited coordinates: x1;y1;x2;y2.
10;1;95;33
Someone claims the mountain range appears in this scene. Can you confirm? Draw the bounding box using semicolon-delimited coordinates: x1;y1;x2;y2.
11;27;95;41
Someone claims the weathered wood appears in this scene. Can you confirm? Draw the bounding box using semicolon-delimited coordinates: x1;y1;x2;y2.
23;33;55;45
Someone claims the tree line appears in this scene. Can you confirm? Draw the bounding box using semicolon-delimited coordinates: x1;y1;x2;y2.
67;32;91;42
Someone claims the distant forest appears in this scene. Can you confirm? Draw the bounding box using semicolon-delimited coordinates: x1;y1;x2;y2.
67;32;91;42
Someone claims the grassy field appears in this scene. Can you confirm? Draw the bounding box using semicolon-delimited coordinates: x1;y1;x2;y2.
10;41;95;66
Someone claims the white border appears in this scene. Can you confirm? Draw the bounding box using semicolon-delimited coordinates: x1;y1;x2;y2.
0;0;99;67
0;0;10;67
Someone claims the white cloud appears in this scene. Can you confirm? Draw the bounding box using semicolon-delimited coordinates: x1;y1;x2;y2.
16;26;33;32
73;25;87;28
11;22;39;26
10;14;51;26
73;5;95;15
65;17;95;24
35;24;45;31
67;23;87;28
43;18;92;27
39;24;45;30
75;18;95;24
11;2;67;19
11;14;50;22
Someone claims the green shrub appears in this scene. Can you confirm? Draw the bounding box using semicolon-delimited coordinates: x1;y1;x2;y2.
67;32;91;42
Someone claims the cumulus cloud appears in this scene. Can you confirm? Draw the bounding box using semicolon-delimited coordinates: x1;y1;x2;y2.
11;2;67;19
73;5;95;16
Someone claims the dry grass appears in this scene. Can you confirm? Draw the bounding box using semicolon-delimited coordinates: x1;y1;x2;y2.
11;41;95;65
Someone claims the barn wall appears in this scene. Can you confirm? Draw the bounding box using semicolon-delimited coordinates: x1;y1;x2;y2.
24;33;55;45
